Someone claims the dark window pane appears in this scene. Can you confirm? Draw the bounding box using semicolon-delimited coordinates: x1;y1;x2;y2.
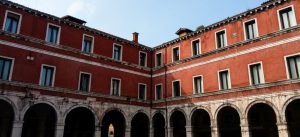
192;40;200;56
112;79;120;96
173;81;181;97
83;36;93;53
4;13;20;33
138;84;146;100
0;58;12;80
156;53;162;66
287;56;300;79
173;47;180;62
80;73;90;92
194;76;202;94
156;85;162;100
47;25;59;44
279;7;296;29
245;20;257;40
139;52;147;67
41;66;54;87
250;64;262;85
220;71;229;90
216;31;226;48
113;45;122;60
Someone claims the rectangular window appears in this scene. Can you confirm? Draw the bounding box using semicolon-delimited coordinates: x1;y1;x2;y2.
278;6;297;30
156;53;162;67
244;19;258;40
0;57;13;80
82;35;93;53
155;84;163;100
193;76;203;94
172;47;180;62
286;55;300;79
40;65;55;87
216;30;227;49
139;52;147;67
172;80;181;97
113;44;122;61
46;24;60;44
79;72;91;92
3;11;21;34
192;40;200;56
249;63;264;85
138;84;146;100
111;78;121;96
219;70;230;90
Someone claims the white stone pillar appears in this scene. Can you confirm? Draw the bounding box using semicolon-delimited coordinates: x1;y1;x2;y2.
167;127;173;137
11;121;23;137
150;127;154;137
94;126;101;137
125;127;131;137
277;122;289;137
55;123;64;137
211;126;218;137
241;118;250;137
185;125;192;137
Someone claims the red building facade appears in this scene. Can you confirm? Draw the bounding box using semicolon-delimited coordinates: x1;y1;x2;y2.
0;0;300;137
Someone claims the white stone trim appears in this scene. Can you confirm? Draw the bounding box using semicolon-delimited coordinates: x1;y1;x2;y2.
243;18;259;40
45;23;61;45
277;5;297;30
153;35;300;77
0;40;151;78
2;10;22;34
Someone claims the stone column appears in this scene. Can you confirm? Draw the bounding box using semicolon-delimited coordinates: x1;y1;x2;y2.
277;122;289;137
94;126;101;137
55;123;64;137
167;127;173;137
125;127;131;137
150;127;154;137
241;118;250;137
211;126;218;137
185;125;192;137
11;121;23;137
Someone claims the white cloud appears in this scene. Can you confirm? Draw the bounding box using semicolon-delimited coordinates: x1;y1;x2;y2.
67;0;96;16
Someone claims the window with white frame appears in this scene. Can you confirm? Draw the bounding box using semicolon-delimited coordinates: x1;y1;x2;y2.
172;47;180;62
113;44;122;61
249;63;264;85
138;84;146;100
192;40;200;56
244;19;258;40
286;55;300;79
79;72;91;92
139;52;147;67
155;84;163;100
193;76;203;94
3;11;21;34
40;65;55;87
278;6;297;30
111;78;121;96
219;70;230;90
172;80;181;97
0;57;13;81
156;52;162;67
82;35;93;53
216;30;227;49
46;24;60;44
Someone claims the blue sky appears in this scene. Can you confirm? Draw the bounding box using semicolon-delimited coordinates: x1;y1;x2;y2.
11;0;266;47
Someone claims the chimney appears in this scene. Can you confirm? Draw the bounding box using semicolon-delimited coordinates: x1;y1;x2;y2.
132;32;139;43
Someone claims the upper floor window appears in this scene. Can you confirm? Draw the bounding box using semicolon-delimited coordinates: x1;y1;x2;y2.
82;35;94;53
155;84;163;100
46;24;60;44
193;75;203;94
172;80;181;97
172;47;180;62
111;78;121;96
40;65;55;87
138;84;146;100
286;55;300;79
156;52;162;67
0;57;13;81
192;39;200;56
244;19;258;40
248;63;264;85
219;70;231;90
216;30;227;49
79;72;91;92
3;11;21;34
139;51;147;67
113;44;122;61
278;6;297;30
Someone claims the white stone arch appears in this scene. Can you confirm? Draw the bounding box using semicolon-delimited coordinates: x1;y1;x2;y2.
214;103;243;121
0;96;19;121
189;106;213;123
245;100;281;123
99;107;128;127
129;109;150;124
281;95;300;123
63;104;99;126
20;100;61;122
169;107;188;127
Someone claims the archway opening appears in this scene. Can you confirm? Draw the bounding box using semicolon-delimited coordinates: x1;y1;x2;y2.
170;110;186;137
131;112;149;137
63;107;95;137
152;113;165;137
285;99;300;137
217;106;241;137
21;103;57;137
248;103;278;137
191;109;211;137
101;110;126;137
0;100;14;137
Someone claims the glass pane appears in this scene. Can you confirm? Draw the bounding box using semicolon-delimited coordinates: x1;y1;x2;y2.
282;12;289;29
288;58;297;79
4;18;12;32
41;68;47;86
11;20;18;33
173;82;180;97
139;85;146;99
156;54;161;66
156;86;162;99
1;60;11;80
288;10;296;27
0;60;4;79
220;72;228;89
